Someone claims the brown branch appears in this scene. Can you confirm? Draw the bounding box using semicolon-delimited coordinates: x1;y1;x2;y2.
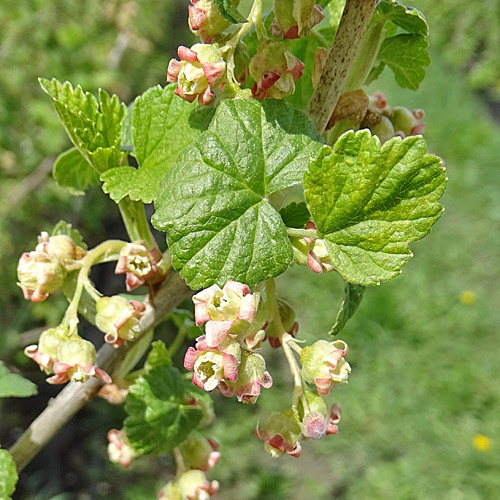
9;272;191;472
306;0;377;135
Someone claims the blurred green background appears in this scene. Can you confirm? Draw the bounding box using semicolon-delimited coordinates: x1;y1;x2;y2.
1;0;500;499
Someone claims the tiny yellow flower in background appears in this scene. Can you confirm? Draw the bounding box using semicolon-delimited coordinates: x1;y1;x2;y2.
473;434;491;452
460;290;476;305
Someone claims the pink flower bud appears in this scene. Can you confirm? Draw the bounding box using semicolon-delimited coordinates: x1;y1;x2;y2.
386;105;426;137
167;43;226;106
255;408;303;457
115;241;168;291
250;40;304;99
17;250;65;302
181;437;220;472
24;325;69;374
271;0;324;39
188;0;234;43
107;429;136;467
291;222;334;274
193;281;257;348
184;335;241;392
47;336;111;384
300;339;351;396
36;232;86;266
218;351;273;404
158;470;219;500
96;296;146;347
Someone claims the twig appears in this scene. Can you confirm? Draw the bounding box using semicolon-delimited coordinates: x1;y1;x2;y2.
306;0;377;134
9;272;191;472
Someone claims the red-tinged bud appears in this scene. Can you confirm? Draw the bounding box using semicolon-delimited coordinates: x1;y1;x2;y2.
115;241;168;291
255;408;303;458
17;251;65;303
300;339;351;396
24;325;69;374
184;335;241;392
250;40;304;99
291;221;334;274
158;470;219;500
218;351;272;404
168;43;226;106
47;336;111;384
271;0;324;39
107;429;136;468
326;402;341;435
36;232;86;266
386;105;426;137
193;281;257;348
188;0;236;43
298;390;331;440
181;436;220;472
96;296;146;347
372;91;387;110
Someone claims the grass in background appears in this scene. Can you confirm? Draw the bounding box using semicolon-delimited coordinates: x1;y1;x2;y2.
208;51;500;500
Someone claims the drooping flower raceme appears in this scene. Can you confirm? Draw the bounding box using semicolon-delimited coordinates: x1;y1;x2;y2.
300;339;351;396
167;43;226;105
192;280;257;348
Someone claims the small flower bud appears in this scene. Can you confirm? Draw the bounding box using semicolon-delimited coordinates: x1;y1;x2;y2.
250;40;304;99
188;0;235;43
167;43;226;106
158;470;219;500
17;251;65;302
370;115;396;143
107;428;137;468
255;408;303;458
291;222;334;274
218;351;273;404
47;337;111;384
24;325;69;373
300;339;351;396
36;232;86;266
385;105;426;137
96;296;146;347
271;0;324;39
181;437;220;472
193;281;257;348
115;241;168;291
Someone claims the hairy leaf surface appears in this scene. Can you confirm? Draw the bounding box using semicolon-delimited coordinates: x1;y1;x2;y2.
101;85;214;203
305;131;446;285
153;98;323;289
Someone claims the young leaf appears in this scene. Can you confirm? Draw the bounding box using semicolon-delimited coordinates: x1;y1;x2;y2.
153;98;323;289
378;34;430;90
0;361;37;398
213;0;246;24
52;220;87;249
168;309;201;339
279;202;310;229
39;78;126;173
376;0;428;36
125;345;202;455
305;131;446;286
0;449;17;499
53;148;100;196
101;85;214;204
329;282;365;336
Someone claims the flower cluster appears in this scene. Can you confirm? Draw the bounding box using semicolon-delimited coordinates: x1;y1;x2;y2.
17;232;86;302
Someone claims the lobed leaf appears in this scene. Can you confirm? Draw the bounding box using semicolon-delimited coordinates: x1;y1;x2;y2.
153;98;323;289
53;148;100;196
0;361;37;398
39;78;126;174
101;85;214;203
376;0;428;36
305;130;446;286
213;0;246;24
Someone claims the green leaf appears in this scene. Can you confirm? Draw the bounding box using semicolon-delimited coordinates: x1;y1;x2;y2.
0;361;37;398
53;148;100;196
376;1;428;36
144;340;171;371
168;309;200;339
304;131;446;286
52;220;87;250
329;282;365;336
279;202;310;229
39;78;126;173
101;85;214;204
328;0;346;29
0;449;17;499
377;34;430;90
153;98;323;289
124;364;202;455
121;101;134;150
213;0;246;23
